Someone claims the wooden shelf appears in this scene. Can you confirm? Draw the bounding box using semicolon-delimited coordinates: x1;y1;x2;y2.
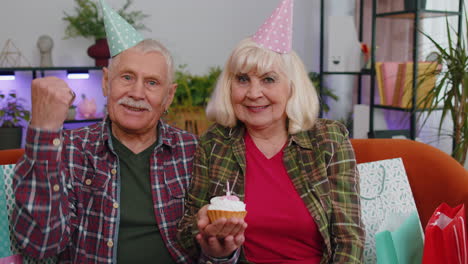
376;10;460;19
0;66;102;71
64;118;102;124
322;70;372;75
373;104;444;112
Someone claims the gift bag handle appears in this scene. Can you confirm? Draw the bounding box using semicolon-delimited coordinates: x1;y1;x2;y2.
454;216;467;264
360;165;386;200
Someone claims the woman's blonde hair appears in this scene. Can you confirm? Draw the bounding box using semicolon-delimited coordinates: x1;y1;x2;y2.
206;38;320;133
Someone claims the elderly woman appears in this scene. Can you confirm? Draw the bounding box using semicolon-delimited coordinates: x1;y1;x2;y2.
178;1;364;263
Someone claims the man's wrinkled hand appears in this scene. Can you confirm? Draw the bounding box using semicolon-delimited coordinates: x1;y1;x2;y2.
30;77;76;131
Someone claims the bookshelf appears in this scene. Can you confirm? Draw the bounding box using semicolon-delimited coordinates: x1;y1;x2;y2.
318;0;368;120
0;66;104;125
0;66;105;149
368;0;463;139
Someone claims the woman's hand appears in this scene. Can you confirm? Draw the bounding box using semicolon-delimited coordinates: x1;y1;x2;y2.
196;205;248;258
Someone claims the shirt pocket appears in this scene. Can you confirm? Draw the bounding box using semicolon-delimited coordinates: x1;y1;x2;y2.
80;170;110;193
72;152;111;194
163;171;187;199
163;171;188;225
71;168;112;231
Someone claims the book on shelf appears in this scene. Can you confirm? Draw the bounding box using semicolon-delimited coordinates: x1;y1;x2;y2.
392;62;439;108
375;62;400;105
375;62;385;104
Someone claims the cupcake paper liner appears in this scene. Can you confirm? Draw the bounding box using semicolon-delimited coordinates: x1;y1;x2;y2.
207;210;247;223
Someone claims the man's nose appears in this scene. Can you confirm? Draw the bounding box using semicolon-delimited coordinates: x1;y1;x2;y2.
128;79;145;98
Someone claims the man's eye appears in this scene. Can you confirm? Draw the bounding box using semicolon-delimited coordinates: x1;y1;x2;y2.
147;80;158;86
122;75;132;81
236;74;249;83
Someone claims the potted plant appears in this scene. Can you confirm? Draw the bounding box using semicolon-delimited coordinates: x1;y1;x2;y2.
165;65;221;135
0;92;30;150
418;17;468;165
309;72;339;113
62;0;149;66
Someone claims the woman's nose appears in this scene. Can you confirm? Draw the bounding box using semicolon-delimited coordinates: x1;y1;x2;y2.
246;81;263;98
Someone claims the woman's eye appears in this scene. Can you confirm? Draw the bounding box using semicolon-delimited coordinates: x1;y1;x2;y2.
236;74;249;83
263;76;275;83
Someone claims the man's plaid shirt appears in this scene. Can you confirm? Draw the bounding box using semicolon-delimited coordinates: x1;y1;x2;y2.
12;119;198;263
178;119;365;263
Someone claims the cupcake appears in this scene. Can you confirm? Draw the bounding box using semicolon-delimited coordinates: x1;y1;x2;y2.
207;191;247;222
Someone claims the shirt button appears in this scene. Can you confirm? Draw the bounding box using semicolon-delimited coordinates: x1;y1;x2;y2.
52;184;60;192
52;138;61;146
107;240;114;248
113;202;119;209
85;179;92;185
111;169;117;175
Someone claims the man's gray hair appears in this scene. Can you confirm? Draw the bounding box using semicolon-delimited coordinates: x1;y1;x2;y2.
108;39;175;83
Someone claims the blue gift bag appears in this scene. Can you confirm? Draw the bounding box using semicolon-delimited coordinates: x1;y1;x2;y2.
375;211;424;264
0;164;56;264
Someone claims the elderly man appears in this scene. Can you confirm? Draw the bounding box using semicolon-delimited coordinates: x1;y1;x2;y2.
11;1;213;263
13;39;197;264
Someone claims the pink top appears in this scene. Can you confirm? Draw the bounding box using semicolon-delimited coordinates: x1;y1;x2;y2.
243;132;324;263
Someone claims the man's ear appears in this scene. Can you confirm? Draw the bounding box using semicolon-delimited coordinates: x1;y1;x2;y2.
164;83;177;110
102;67;109;97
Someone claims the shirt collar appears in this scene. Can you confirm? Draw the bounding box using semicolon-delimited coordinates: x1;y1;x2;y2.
289;130;315;150
214;122;315;150
158;119;177;149
98;117;177;154
215;123;245;144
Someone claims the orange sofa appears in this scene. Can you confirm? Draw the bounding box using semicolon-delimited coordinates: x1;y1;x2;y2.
0;148;24;165
351;138;468;228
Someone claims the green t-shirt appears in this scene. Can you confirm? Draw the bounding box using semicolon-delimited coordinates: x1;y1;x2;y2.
113;135;176;264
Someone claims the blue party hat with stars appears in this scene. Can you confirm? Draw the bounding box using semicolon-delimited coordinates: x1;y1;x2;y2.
99;0;144;57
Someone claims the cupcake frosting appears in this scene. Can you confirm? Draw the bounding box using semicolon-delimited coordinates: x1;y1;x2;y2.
208;195;246;212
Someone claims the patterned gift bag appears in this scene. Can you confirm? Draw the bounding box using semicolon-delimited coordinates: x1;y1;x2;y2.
0;164;57;264
0;164;22;263
357;158;422;264
0;254;22;264
0;164;14;258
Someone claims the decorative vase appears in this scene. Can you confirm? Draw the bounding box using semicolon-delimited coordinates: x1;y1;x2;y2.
87;38;110;67
404;0;427;10
78;96;97;119
66;107;76;120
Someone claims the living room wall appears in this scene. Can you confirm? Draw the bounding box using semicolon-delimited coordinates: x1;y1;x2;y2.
0;0;320;75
